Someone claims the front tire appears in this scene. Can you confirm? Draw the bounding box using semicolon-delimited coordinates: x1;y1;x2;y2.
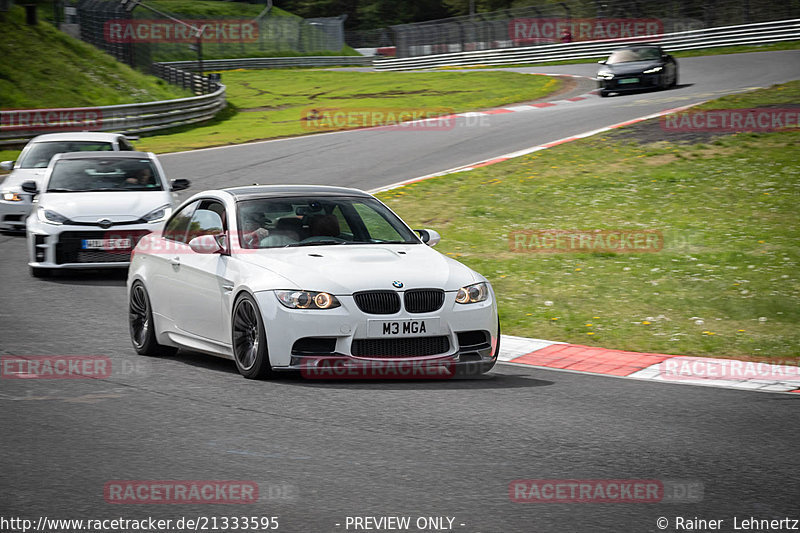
232;293;274;379
599;90;610;98
129;281;176;356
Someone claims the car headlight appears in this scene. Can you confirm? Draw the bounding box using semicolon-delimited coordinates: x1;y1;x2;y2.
275;290;341;310
2;191;23;202
597;71;614;79
37;207;69;225
643;66;663;74
455;282;489;304
142;204;171;223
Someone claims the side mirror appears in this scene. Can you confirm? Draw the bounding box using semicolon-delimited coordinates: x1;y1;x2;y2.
170;179;191;191
188;234;224;254
415;228;441;247
0;161;15;171
21;180;38;194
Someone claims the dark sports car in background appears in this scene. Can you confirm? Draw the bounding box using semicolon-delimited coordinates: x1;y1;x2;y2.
597;45;678;97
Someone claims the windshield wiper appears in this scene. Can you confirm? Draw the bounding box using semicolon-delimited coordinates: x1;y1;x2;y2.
286;240;348;247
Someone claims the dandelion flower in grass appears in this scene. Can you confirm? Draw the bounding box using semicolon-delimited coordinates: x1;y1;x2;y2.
575;268;582;271
642;321;651;325
737;329;746;332
585;323;593;327
551;317;559;321
587;332;595;335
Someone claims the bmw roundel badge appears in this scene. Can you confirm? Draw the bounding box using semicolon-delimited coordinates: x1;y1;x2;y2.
392;281;404;288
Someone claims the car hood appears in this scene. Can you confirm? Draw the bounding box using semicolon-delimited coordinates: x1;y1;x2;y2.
602;60;663;75
0;168;47;191
39;191;170;222
237;244;482;294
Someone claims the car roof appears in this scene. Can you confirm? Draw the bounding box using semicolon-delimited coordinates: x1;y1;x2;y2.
54;151;154;160
612;44;662;50
223;184;373;200
28;132;126;143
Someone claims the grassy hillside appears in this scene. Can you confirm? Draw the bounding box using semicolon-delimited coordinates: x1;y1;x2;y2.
0;6;191;109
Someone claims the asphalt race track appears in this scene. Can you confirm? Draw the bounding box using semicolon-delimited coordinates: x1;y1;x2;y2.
1;51;799;533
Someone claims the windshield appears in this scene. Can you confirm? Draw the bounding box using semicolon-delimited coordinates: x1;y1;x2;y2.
237;196;420;249
46;158;163;192
606;47;662;64
18;141;114;169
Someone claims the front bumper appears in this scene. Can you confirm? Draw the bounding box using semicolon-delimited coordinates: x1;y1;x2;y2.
27;222;153;269
253;289;499;373
598;72;662;93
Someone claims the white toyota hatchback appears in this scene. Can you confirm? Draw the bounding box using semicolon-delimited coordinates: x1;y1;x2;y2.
25;151;189;277
127;185;499;379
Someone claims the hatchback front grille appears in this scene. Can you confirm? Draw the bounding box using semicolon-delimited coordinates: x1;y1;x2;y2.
55;230;149;265
353;290;401;314
404;289;445;313
351;336;450;357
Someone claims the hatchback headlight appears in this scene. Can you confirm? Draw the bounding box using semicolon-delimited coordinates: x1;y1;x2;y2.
142;204;171;223
597;71;614;79
643;66;663;74
2;191;22;202
276;290;341;310
456;282;489;304
37;207;69;225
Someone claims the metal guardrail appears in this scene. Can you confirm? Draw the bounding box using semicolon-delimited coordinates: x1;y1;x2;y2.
0;83;226;146
374;19;800;70
159;55;373;71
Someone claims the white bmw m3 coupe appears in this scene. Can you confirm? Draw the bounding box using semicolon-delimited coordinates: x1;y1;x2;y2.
127;185;499;379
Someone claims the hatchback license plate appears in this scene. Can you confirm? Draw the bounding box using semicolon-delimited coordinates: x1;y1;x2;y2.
82;238;132;250
368;318;439;338
619;78;639;84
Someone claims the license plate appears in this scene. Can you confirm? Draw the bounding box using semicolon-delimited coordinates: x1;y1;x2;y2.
367;318;440;338
619;78;639;84
82;238;132;250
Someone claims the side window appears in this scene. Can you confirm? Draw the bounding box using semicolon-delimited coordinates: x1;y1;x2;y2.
330;205;353;238
353;203;403;242
163;201;199;243
187;200;227;243
118;138;135;151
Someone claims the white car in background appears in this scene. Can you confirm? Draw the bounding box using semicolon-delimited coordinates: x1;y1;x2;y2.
25;151;189;277
127;185;500;379
0;132;136;231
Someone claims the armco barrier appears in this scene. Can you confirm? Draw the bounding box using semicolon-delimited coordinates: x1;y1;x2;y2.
158;55;373;71
374;19;800;70
0;84;226;146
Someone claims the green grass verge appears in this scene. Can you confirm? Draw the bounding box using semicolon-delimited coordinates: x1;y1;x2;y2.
0;6;191;109
375;80;800;360
438;40;800;69
132;70;561;153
